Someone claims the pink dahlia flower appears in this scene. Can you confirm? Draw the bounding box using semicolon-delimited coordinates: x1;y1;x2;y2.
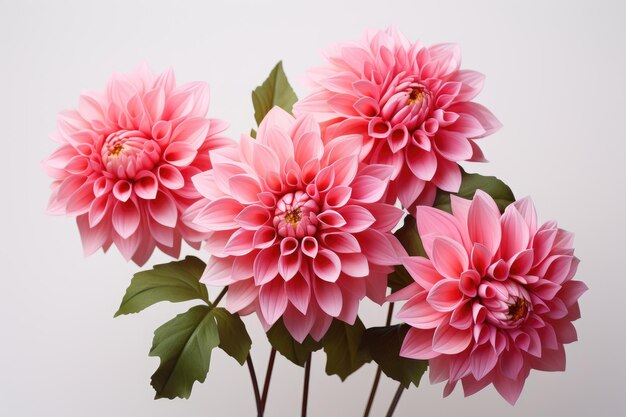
391;191;586;404
186;107;405;342
294;27;501;208
44;65;232;265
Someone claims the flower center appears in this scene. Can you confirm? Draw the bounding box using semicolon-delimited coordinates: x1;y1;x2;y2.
101;130;160;178
508;297;529;322
407;87;425;105
273;191;319;238
284;207;302;225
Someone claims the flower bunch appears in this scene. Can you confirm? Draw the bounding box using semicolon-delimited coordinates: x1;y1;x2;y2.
45;27;586;415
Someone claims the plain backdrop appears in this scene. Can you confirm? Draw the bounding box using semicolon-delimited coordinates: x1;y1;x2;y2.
1;1;625;416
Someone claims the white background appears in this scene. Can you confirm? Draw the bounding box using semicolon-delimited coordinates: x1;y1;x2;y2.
1;1;624;416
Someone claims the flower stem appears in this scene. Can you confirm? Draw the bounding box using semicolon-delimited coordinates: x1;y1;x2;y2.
211;287;228;307
385;383;405;417
246;355;262;417
301;352;312;417
362;302;394;417
260;348;277;415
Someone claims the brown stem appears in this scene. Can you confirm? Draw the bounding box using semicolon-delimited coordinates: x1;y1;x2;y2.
301;352;312;417
260;348;277;414
362;302;395;417
385;383;405;417
246;355;262;417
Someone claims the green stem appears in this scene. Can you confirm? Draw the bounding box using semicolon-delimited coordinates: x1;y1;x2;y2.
363;302;394;417
301;352;312;417
260;348;277;414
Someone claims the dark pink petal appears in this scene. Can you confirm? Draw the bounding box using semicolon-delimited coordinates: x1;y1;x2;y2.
558;280;588;306
499;347;524;379
317;210;347;229
406;145;437;181
253;226;277;249
402;257;442;290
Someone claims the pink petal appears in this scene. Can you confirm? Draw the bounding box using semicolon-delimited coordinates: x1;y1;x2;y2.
135;171;159;199
321;232;360;253
397;292;446;329
337;205;375;233
313;249;341;282
163;142;197;167
500;205;531;260
467;190;502;254
235;205;270;230
435;130;473;161
259;278;288;326
339;253;369;277
225;279;258;313
224;229;256;256
430;237;469;279
285;274;311;314
112;199;140;239
400;328;439;359
314;279;343;317
201;256;235;286
427;279;464;312
432;319;472;354
349;175;388;203
301;236;319;258
170;117;211;149
148;191;177;228
367;203;404;232
157;165;184;190
194;197;243;231
253;244;280;285
415;206;466;255
402;257;442;290
470;343;498;380
405;145;437;181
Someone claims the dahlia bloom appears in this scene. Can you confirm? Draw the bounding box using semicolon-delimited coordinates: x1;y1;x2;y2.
44;65;232;265
392;191;586;404
186;107;405;342
294;27;501;208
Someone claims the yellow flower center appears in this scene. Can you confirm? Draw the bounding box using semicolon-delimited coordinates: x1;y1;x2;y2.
284;208;302;226
508;298;529;322
407;87;425;105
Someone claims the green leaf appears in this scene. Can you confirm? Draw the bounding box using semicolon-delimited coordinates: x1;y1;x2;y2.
361;324;428;389
114;256;208;317
322;318;371;380
252;61;298;125
266;319;322;367
214;307;252;365
394;215;426;258
250;128;257;138
389;215;425;293
434;169;515;213
149;305;220;399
